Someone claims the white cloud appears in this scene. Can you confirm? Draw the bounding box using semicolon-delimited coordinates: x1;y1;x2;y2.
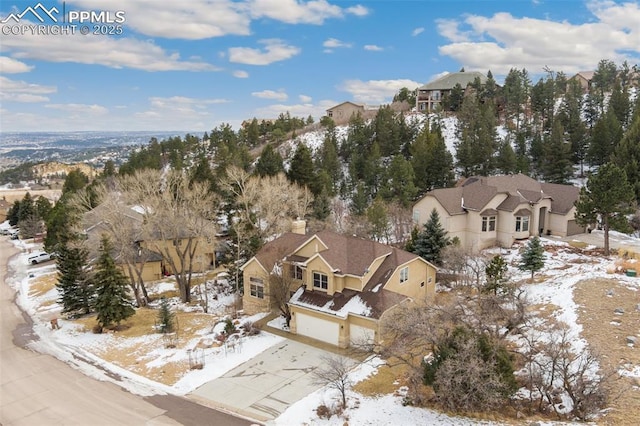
364;44;383;51
252;90;288;101
0;22;218;71
323;38;352;48
228;39;301;65
339;79;421;104
438;1;640;75
45;103;108;114
346;5;369;17
68;0;252;40
412;27;425;36
299;94;312;102
436;19;469;43
232;70;249;78
0;56;34;73
0;76;56;103
248;0;367;24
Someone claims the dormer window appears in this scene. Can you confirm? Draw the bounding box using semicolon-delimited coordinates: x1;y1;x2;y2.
313;272;328;290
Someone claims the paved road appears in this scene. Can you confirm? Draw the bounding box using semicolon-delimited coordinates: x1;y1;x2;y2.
0;238;256;426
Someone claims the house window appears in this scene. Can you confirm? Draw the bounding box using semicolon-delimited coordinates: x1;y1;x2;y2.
249;277;264;299
313;272;328;290
515;216;530;232
432;90;441;100
482;216;496;232
400;267;409;284
412;210;420;224
291;265;303;280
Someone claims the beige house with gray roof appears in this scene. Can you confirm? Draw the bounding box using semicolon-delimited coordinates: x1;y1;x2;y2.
241;223;437;348
416;71;487;113
412;174;584;251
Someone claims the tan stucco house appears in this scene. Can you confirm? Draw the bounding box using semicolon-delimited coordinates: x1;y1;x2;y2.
412;174;584;251
325;101;365;122
416;71;486;113
570;71;595;93
241;223;437;348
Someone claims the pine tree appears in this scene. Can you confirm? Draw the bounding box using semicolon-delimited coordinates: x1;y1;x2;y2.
56;243;95;317
366;197;389;242
575;163;635;255
381;155;417;207
157;297;175;334
255;143;284;177
412;208;450;266
93;236;135;329
588;111;623;166
612;108;640;201
518;236;545;281
495;138;517;174
541;120;573;184
484;255;508;295
287;144;315;191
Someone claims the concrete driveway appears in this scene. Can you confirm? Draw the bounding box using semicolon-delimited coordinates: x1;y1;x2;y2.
188;340;335;422
555;230;640;251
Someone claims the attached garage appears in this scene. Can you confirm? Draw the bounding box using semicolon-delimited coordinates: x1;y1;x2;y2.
349;323;375;347
295;313;340;346
566;219;585;236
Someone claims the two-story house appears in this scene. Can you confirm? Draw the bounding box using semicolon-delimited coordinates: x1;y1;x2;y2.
241;222;437;348
412;174;584;251
416;71;486;113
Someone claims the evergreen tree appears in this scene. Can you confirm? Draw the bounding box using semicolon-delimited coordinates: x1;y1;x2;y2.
312;187;331;220
412;208;450;266
7;200;20;226
495;138;517;174
287;144;315;191
587;110;623;166
443;83;464;112
612;108;640;201
56;243;94;317
575;163;635;255
381;155;417;207
316;125;341;194
518;236;545;281
411;123;454;193
541;120;573;184
62;169;89;195
484;255;509;295
366;197;390;242
373;105;401;156
156;297;175;334
93;236;135;329
350;182;369;216
455;96;498;176
502;68;530;132
255;144;284;177
514;130;530;175
608;81;631;129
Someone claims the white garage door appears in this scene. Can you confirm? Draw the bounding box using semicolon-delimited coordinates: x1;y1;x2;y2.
295;313;339;346
349;324;375;347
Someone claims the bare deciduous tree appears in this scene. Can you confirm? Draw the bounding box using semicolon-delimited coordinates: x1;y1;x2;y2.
120;169;218;303
387;202;414;248
222;167;313;240
311;354;356;409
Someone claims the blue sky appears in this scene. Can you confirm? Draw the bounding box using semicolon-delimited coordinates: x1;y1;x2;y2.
1;0;639;132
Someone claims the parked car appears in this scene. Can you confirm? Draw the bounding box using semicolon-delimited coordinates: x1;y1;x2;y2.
27;251;54;265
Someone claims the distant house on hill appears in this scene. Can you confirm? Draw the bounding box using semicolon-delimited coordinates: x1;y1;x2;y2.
241;221;437;348
416;71;486;113
325;101;365;121
412;174;584;251
570;71;595;93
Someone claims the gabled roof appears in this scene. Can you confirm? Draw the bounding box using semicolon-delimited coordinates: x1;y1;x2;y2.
418;71;486;91
249;230;431;319
418;174;579;215
326;101;364;112
572;71;595;81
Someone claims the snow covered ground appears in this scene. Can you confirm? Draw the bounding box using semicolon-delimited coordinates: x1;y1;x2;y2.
5;230;640;425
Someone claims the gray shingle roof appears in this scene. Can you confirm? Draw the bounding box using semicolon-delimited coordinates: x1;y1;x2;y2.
418;71;487;91
541;183;580;214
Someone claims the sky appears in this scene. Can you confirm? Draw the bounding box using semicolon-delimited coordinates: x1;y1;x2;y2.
0;0;639;133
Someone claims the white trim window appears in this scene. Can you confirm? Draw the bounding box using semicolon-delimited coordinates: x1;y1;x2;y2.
313;272;328;290
400;266;409;284
482;216;496;232
249;277;264;299
291;265;303;280
515;216;530;232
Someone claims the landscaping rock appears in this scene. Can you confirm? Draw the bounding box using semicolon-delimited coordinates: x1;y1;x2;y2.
636;304;640;312
614;307;625;314
529;423;541;426
627;336;637;345
607;289;615;296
